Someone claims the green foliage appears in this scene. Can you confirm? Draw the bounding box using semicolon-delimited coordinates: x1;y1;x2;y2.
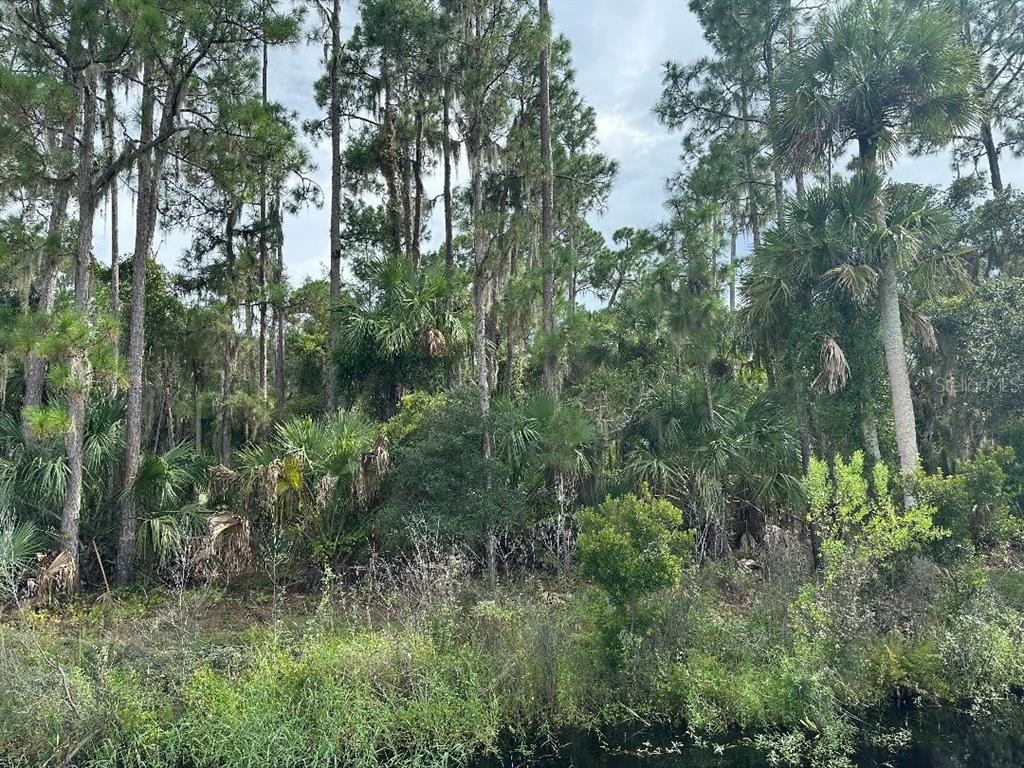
0;511;41;602
805;452;946;566
917;447;1021;550
236;411;379;564
577;489;692;643
375;388;526;550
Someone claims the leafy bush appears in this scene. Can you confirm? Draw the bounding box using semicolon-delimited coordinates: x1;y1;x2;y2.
375;388;526;551
805;452;945;566
577;489;692;639
917;447;1021;551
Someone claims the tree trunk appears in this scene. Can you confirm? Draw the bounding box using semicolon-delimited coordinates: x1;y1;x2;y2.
764;19;784;225
117;63;158;585
257;37;269;403
442;77;454;275
980;119;1003;194
740;90;761;247
193;375;202;452
878;260;920;506
221;208;238;464
380;54;404;258
860;403;882;462
411;106;424;270
470;138;491;459
23;125;74;438
273;193;286;407
539;0;556;398
61;64;99;591
104;72;120;367
729;219;738;312
325;0;342;412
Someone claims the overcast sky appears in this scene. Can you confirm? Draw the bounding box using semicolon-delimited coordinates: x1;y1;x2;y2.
93;0;1023;285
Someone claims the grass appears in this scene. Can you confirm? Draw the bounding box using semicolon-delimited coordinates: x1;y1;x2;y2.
2;554;1024;768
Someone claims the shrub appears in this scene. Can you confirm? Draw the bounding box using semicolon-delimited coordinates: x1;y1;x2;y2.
577;489;692;636
375;388;526;552
917;447;1021;551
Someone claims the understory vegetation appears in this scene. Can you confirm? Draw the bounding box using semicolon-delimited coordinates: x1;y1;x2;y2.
3;533;1024;768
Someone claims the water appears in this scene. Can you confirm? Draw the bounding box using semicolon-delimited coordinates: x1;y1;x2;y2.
482;704;1024;767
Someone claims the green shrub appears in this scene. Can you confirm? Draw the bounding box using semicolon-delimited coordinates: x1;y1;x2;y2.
917;447;1021;551
577;490;691;617
375;388;526;551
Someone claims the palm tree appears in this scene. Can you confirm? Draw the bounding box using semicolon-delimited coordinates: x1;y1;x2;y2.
775;0;978;500
236;411;379;562
335;257;468;417
743;178;957;465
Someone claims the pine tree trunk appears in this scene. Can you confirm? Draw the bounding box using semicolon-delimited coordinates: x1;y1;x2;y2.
411;107;424;270
257;37;269;403
442;78;454;275
193;376;202;452
23;123;74;438
104;73;119;355
380;54;404;258
729;221;738;312
539;0;556;398
764;17;784;224
117;63;158;585
470;138;491;459
980;119;1003;195
221;208;238;463
273;193;286;407
325;0;342;412
61;64;99;591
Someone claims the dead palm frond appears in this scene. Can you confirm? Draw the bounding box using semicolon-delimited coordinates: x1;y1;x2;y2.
815;337;851;394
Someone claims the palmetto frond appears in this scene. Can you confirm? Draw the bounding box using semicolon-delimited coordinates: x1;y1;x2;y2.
822;263;877;305
132;442;207;512
815;337;851;394
0;510;43;588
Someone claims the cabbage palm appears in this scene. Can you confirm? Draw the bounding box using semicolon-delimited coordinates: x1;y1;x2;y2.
622;374;801;558
743;178;956;465
131;442;209;569
492;391;597;500
336;257;468;417
236;412;379;560
775;0;978;497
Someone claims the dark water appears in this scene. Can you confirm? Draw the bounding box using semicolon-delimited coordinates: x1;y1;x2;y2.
485;704;1024;767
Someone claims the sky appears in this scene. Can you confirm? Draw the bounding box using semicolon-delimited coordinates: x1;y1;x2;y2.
92;0;1024;285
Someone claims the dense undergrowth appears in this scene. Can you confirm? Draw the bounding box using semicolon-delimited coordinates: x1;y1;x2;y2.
3;546;1024;768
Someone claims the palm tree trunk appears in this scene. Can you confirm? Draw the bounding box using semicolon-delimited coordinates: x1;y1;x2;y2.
62;63;99;591
878;260;920;505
